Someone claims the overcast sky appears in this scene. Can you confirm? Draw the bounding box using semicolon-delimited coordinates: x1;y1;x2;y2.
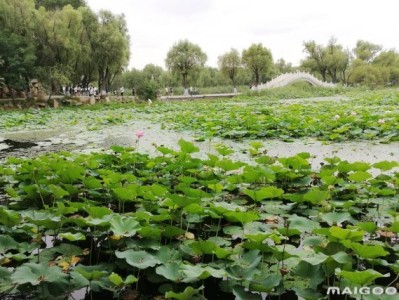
86;0;398;70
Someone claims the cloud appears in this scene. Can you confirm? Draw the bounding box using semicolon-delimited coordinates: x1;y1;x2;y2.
86;0;399;70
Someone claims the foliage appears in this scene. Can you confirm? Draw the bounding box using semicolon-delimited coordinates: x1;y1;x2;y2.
165;39;207;90
218;48;241;87
0;0;129;93
0;140;398;299
302;37;349;83
242;43;273;86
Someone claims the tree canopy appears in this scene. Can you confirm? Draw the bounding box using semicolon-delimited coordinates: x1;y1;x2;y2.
242;43;273;86
0;0;129;93
218;48;241;87
165;39;207;90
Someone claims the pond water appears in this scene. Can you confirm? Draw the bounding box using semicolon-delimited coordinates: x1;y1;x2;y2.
1;118;398;171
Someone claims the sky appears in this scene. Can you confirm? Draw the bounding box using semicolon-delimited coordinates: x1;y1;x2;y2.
86;0;399;70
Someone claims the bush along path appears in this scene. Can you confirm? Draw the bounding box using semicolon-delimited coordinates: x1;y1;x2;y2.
0;140;398;299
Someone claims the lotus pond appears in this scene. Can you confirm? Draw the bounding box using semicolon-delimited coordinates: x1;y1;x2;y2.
0;89;399;300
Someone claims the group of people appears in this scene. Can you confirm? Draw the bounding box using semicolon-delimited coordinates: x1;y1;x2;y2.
63;85;97;97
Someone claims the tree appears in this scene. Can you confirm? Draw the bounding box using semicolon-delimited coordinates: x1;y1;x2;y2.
196;66;228;88
0;31;37;91
35;0;86;10
302;40;328;81
0;0;37;90
242;43;273;86
218;48;241;88
92;11;130;92
302;37;349;83
324;38;349;83
165;39;207;93
353;40;382;63
273;58;295;75
34;5;84;91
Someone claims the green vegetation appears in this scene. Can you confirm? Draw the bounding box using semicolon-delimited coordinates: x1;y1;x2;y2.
1;89;398;144
0;0;129;93
0;139;398;299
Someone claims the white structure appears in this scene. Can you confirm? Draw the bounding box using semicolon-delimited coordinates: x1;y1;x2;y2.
256;72;336;90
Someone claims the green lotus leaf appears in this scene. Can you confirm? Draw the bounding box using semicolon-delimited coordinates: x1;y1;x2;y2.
233;285;262;300
348;171;372;182
115;250;160;269
321;212;352;226
243;186;284;202
11;263;69;286
0;235;19;253
112;184;139;202
155;246;182;264
373;160;399;171
224;211;260;224
178;139;199;153
288;215;320;232
336;268;389;285
327;226;364;241
156;262;185;282
83;177;103;190
250;274;281;292
347;242;389;259
74;265;108;281
303;188;330;204
110;215;140;237
165;285;203;300
215;159;244;171
58;232;86;241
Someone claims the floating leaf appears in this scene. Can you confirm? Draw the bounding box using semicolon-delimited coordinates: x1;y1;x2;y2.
243;186;284;202
11;263;69;286
156;263;184;282
178;139;199;153
224;211;260;224
337;269;389;285
303;188;330;204
58;232;86;241
165;286;203;300
321;212;352;226
373;160;399;171
346;242;389;259
348;171;372;182
115;250;160;269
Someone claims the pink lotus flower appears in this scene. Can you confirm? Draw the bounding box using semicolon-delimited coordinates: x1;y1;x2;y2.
135;130;144;139
378;119;385;124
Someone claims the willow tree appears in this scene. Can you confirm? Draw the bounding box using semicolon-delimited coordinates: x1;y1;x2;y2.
0;0;37;90
218;48;241;90
302;37;349;83
242;43;273;86
165;39;207;94
34;5;84;91
92;10;130;92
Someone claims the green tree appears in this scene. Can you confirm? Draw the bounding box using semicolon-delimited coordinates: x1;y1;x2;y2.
0;0;37;90
242;43;273;86
353;40;382;63
0;30;37;91
273;58;295;75
302;38;349;83
165;39;207;94
196;66;228;88
218;48;241;88
35;0;86;10
92;11;130;92
324;38;349;83
34;5;84;91
302;40;328;81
